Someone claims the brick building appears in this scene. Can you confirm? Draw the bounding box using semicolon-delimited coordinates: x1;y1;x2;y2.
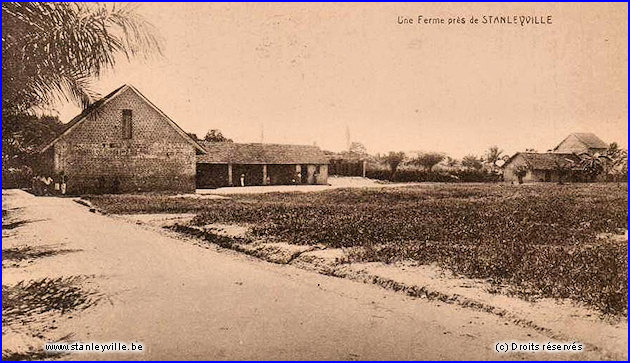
38;84;205;194
196;141;329;188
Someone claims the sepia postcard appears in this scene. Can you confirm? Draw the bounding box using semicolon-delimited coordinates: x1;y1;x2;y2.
2;2;628;361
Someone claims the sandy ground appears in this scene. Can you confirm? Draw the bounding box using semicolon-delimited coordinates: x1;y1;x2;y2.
126;217;628;360
197;175;424;195
1;189;620;360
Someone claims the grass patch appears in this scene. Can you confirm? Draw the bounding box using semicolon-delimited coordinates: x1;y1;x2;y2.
2;348;64;361
3;276;101;326
2;220;31;230
2;208;44;230
3;246;80;265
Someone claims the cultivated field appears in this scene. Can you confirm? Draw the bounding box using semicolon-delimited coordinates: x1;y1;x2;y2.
88;183;628;316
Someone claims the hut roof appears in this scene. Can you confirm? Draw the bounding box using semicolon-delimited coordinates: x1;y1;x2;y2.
506;152;582;170
553;133;608;151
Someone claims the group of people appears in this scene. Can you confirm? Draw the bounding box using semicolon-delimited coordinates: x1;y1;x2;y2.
237;172;305;187
238;173;272;187
32;172;68;196
291;172;303;185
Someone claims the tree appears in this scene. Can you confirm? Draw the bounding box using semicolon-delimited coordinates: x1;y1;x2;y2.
3;2;162;114
554;157;576;185
610;155;628;182
2;114;65;165
484;145;504;169
348;142;368;155
186;132;200;141
606;142;628;182
445;156;459;168
384;152;406;179
579;153;611;182
203;129;233;143
606;142;628;161
461;154;484;170
340;141;369;161
411;152;445;171
2;113;66;187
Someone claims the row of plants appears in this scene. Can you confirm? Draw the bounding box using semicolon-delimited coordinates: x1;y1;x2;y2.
365;169;502;183
88;183;628;315
349;239;627;315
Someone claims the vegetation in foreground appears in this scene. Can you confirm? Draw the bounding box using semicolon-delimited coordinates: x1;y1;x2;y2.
88;183;628;315
2;276;101;326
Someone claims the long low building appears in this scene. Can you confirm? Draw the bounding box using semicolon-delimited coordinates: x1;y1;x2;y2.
196;141;329;188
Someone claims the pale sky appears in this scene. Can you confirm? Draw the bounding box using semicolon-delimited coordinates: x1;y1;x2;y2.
50;2;628;158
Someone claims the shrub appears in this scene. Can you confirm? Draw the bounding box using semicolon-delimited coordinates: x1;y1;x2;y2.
2;165;33;189
365;169;501;183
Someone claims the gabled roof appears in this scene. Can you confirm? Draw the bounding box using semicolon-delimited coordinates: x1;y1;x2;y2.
197;141;330;165
505;152;582;170
39;84;205;153
553;133;608;151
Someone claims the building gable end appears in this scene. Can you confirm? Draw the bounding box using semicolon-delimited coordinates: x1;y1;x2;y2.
40;85;205;154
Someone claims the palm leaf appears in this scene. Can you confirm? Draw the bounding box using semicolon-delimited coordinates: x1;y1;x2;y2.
2;2;163;114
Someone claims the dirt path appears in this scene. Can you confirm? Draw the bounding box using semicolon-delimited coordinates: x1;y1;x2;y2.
1;189;608;360
196;176;425;195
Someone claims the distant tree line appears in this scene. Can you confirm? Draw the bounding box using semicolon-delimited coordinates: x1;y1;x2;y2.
329;141;627;183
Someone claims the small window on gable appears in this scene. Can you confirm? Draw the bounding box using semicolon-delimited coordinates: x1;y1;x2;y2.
122;109;132;139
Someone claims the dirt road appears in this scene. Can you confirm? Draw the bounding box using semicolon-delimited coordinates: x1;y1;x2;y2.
2;189;603;360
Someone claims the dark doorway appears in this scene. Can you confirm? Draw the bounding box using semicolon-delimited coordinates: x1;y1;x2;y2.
233;164;264;186
267;165;296;185
300;165;309;184
197;163;229;188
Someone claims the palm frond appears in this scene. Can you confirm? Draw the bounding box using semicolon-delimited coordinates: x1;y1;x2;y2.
2;2;163;114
